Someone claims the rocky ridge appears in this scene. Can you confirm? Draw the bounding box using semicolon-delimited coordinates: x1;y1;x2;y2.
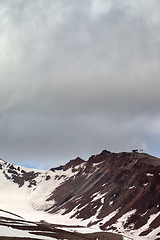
0;150;160;239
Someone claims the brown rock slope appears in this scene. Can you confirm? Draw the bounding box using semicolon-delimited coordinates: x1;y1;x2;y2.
48;150;160;237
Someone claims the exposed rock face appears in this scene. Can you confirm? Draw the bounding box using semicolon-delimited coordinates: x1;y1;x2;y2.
47;151;160;237
0;150;160;239
0;161;40;188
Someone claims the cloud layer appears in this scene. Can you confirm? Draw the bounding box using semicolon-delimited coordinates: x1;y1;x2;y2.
0;0;160;168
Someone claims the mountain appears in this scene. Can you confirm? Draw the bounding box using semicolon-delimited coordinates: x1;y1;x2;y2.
0;151;160;240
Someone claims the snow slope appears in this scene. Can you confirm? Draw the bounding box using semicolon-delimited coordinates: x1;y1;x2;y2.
0;159;83;225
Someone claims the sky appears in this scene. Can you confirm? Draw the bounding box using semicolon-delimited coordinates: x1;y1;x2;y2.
0;0;160;169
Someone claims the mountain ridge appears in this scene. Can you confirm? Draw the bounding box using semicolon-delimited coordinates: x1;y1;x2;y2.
0;150;160;239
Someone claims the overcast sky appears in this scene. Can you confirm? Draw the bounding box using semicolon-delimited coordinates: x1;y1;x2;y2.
0;0;160;169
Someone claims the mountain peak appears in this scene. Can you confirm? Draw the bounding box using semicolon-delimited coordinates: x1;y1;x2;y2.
1;150;160;240
64;156;85;169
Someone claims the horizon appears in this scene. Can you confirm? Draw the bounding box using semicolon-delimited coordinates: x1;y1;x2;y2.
1;148;159;170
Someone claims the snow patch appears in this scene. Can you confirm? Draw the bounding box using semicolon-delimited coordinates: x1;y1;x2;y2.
0;210;23;220
143;183;148;187
146;173;154;177
111;209;136;232
99;208;120;225
109;201;113;206
93;162;103;167
0;225;55;239
91;192;106;202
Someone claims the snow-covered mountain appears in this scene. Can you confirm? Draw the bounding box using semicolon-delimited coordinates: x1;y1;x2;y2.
0;150;160;239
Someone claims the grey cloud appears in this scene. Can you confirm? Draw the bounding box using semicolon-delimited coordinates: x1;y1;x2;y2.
0;0;160;168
